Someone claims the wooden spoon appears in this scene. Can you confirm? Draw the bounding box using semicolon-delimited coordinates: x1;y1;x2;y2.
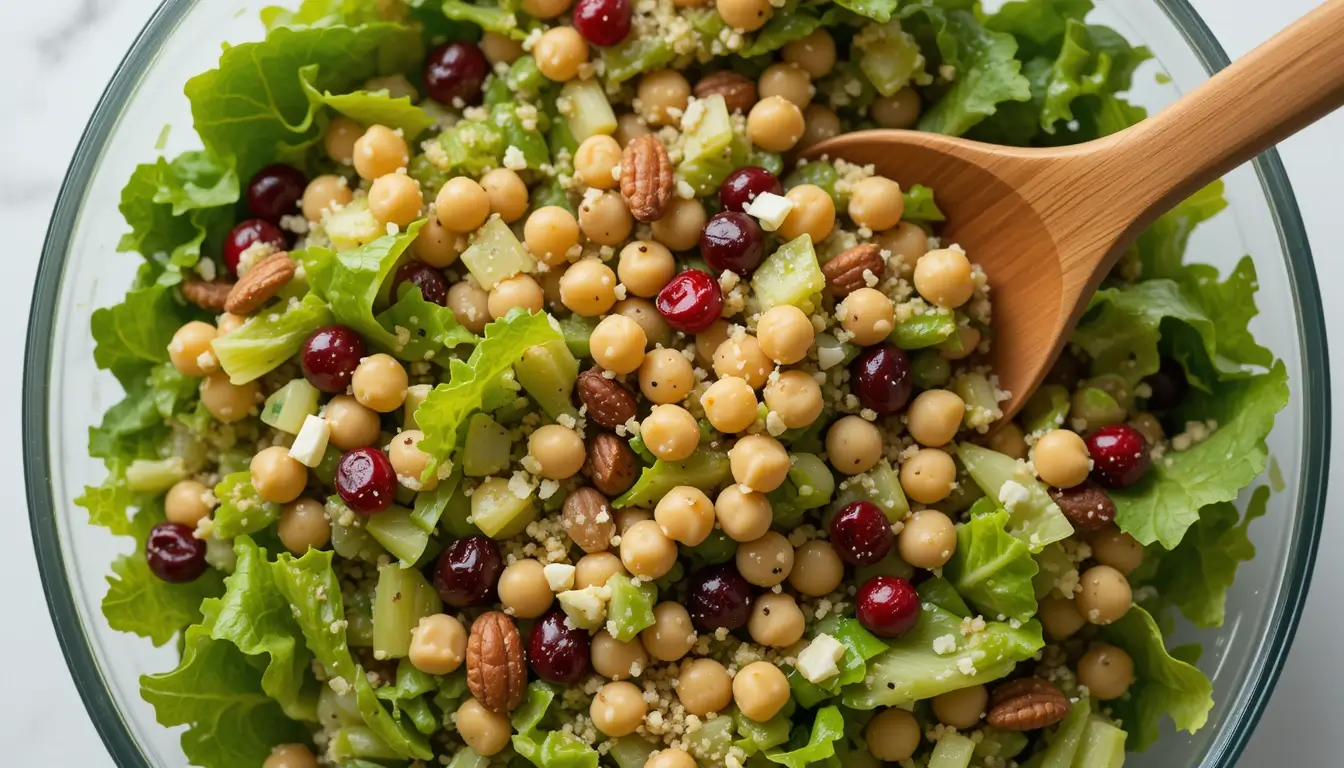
805;0;1344;420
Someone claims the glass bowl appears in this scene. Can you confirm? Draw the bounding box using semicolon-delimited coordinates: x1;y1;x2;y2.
23;0;1330;765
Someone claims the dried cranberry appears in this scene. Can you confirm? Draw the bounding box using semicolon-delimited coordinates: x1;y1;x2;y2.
701;212;766;276
223;219;287;274
1086;425;1151;488
528;608;592;684
828;501;893;565
424;42;489;105
856;576;921;638
393;262;449;306
656;270;723;333
246;164;307;224
719;167;783;213
1143;357;1188;411
335;448;397;514
572;0;632;46
851;342;914;415
434;536;504;608
145;522;208;583
301;325;367;393
687;564;754;632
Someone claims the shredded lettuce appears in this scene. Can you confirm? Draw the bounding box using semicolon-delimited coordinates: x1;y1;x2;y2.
93;283;201;387
742;6;843;57
211;472;283;539
766;706;845;768
1100;606;1213;751
116;153;236;285
214;293;334;384
301;66;435;139
944;509;1039;622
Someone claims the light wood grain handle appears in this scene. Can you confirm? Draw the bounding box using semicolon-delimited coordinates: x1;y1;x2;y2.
1108;0;1344;229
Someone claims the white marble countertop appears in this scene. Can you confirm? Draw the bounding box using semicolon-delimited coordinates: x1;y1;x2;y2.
2;0;1340;765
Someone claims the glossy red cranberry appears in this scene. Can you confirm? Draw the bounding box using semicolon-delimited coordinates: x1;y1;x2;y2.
656;270;724;333
829;501;893;566
393;262;449;306
434;536;504;608
687;564;754;632
1086;424;1151;488
424;42;489;105
223;219;287;274
301;325;367;393
247;164;307;223
719;167;783;213
1143;357;1188;411
572;0;632;46
336;448;397;514
851;342;914;415
145;522;208;583
528;608;592;684
856;576;921;638
701;212;766;276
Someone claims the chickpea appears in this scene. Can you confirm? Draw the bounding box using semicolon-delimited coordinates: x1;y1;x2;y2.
637;71;691;128
712;335;773;389
736;531;793;587
615;508;652;535
866;708;920;762
522;0;572;18
652;485;715;546
353;125;409;180
618;240;676;297
897;510;957;570
747;95;805;152
677;658;733;716
641;602;697;661
940;324;982;361
825;416;883;475
325;394;381;450
1076;565;1133;625
1090;528;1145;575
498;559;555;619
779;184;835;244
590;315;648;374
695;320;732;366
914;248;975;308
560;258;619;316
798;104;841;151
324;116;362;165
534;27;589;82
615;298;673;348
763;370;824;429
278;498;331;554
575;551;627;589
574;135;623;190
848;176;904;232
200;371;259;423
579;190;635;246
932;685;987;729
730;434;791;493
448;281;492;334
700;376;759;434
758;63;813;108
456;698;512;756
621;519;679;579
525;206;581;267
488;274;545;319
899;448;957;504
251;446;308;504
715;0;772;32
1033;429;1091;488
715;486;772;542
789;540;844;596
756;305;814;365
479;168;530;223
592;629;650;680
988;421;1029;460
646;750;697;768
906;389;966;447
528;424;586;480
650;198;707;251
782;30;836;78
615;112;652;147
165;480;211;527
480;31;525;64
641;405;701;463
734;662;790;722
747;591;806;647
368;173;423;228
409;614;467;674
639;349;696;404
589;681;648;737
169;321;218;377
1039;595;1087;640
352;353;408;413
436;177;491;233
876;221;929;273
840;287;895;346
389;429;436;490
872;87;922;129
1078;643;1136;700
264;744;318;768
410;216;462;268
302;174;353;221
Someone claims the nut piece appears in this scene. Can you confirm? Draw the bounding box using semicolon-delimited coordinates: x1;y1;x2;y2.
585;432;639;496
225;252;297;314
577;368;638;429
986;677;1070;731
822;244;885;298
181;280;236;312
694;71;758;114
1047;480;1117;532
620;134;675;223
466;611;526;714
562;487;617;553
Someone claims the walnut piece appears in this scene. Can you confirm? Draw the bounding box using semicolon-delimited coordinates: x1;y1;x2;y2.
225;252;296;314
821;243;885;298
620;134;675;223
577;368;638;429
466;611;526;714
986;677;1070;731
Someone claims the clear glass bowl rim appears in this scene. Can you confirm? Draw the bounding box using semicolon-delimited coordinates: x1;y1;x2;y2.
22;0;1331;765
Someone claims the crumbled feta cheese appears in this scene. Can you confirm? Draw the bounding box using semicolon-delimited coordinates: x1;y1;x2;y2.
796;633;846;684
557;586;610;630
289;415;331;467
817;344;846;370
998;480;1030;510
743;191;795;232
503;145;528;171
544;563;577;592
932;634;958;655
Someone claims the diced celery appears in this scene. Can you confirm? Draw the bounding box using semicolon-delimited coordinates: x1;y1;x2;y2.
912;349;952;388
460;217;537;291
1034;698;1092;768
855;20;931;98
604;573;657;642
834;460;909;522
318;684;362;728
560;79;617;143
312;445;342;487
891;309;957;350
329;498;388;563
446;747;491;768
261;379;321;435
331;726;400;761
463;413;511;477
682;95;734;164
928;731;976;768
514;339;579;420
975;728;1029;760
125;457;188;493
1022;384;1072;436
439;480;480;538
325;197;383;252
956;443;1075;551
345;582;375;647
735;707;792;748
471;476;538;538
686;713;736;763
750;235;826;314
608;736;660;768
787;453;835;510
600;37;676;85
559;313;599;358
440;0;525;38
411;469;461;533
404;383;432;430
1071;386;1126;431
372;563;443;659
613;449;732;508
213;293;333;384
1072;717;1127;768
366;507;432;566
953;371;1004;431
506;56;546;99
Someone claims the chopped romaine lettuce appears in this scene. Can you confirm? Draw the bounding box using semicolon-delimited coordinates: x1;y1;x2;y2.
944;509;1040;622
211;472;282;539
613;449;733;508
214;293;333;384
956;443;1075;551
765;706;844;768
1100;606;1212;751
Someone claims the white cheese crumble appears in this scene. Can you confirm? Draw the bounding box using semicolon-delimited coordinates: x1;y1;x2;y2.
796;633;846;684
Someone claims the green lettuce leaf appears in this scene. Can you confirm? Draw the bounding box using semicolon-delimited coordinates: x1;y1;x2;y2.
211;472;284;539
944;509;1039;622
985;0;1094;56
766;706;844;768
92;283;200;387
1100;606;1213;751
1071;279;1225;382
1038;21;1151;133
214;293;334;384
1135;180;1228;281
261;0;401;30
742;6;841;57
116;153;236;284
441;0;527;39
76;462;144;537
376;285;479;364
300;64;434;139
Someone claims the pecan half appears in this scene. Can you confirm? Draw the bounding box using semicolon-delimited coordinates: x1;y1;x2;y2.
577;368;638;429
986;677;1070;731
620;134;675;223
225;252;296;314
181;279;236;312
562;486;617;554
585;432;639;497
694;71;758;115
466;611;526;714
822;244;885;298
1048;480;1116;532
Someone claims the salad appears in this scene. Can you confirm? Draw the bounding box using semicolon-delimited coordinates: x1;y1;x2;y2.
80;0;1290;766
